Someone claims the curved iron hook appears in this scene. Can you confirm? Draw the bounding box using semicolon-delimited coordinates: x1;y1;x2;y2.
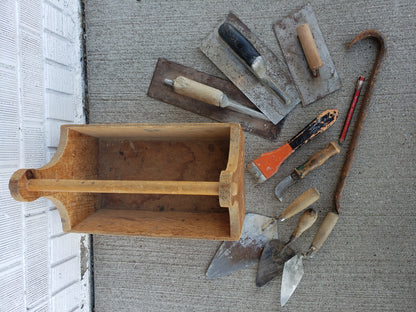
334;30;388;214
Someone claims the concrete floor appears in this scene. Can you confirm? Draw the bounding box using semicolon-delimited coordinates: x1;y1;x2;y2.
85;1;415;311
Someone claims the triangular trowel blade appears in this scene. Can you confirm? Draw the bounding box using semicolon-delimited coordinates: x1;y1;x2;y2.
281;254;304;306
206;213;278;279
256;239;295;287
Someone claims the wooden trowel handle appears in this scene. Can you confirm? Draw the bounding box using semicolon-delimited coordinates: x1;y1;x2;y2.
172;76;223;107
294;141;341;179
306;212;339;257
296;23;323;74
290;208;318;241
278;187;320;221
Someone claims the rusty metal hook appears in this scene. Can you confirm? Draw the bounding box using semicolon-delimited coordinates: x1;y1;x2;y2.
334;30;388;214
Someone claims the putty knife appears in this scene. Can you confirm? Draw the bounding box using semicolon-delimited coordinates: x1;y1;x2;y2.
200;12;300;125
247;109;338;183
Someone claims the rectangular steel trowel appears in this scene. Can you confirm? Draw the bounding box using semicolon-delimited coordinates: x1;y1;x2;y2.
273;4;342;106
201;12;301;125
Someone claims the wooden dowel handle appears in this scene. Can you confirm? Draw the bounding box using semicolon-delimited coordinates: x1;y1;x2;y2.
173;76;224;107
290;208;318;240
295;141;341;179
296;24;323;73
27;179;220;196
278;187;320;221
306;212;339;257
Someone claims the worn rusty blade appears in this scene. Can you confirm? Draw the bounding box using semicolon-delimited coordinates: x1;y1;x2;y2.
200;12;300;125
206;213;278;279
147;58;284;141
274;4;341;106
256;239;296;287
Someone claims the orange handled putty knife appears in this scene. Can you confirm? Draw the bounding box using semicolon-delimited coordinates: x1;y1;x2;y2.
247;109;338;183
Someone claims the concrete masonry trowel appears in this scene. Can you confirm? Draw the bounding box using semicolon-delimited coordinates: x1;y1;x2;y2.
206;213;278;279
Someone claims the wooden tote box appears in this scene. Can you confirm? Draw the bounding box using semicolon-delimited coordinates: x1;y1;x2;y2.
9;123;245;240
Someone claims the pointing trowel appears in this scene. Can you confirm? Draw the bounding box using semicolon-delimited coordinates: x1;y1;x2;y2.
256;208;318;287
281;212;339;306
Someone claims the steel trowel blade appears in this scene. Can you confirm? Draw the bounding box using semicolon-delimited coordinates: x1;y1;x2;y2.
281;254;304;306
206;213;278;279
256;239;296;287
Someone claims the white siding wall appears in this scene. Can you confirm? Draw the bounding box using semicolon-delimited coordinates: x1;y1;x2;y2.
0;0;89;311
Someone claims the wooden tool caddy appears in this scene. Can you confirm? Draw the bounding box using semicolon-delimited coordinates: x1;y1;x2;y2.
9;123;245;240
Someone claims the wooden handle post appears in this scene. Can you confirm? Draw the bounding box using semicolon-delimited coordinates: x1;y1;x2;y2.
278;187;320;221
295;141;341;179
290;208;318;240
27;179;220;196
173;76;224;106
306;212;339;256
296;23;323;76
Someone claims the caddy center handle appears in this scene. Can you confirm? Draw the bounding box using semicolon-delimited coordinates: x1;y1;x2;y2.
294;141;341;179
278;187;320;221
306;212;339;257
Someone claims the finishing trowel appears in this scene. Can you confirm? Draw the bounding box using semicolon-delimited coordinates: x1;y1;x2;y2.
273;4;341;106
200;12;301;125
281;212;339;306
206;213;278;279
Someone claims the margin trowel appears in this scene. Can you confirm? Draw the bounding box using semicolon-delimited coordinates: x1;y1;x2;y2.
206;213;278;279
281;212;339;306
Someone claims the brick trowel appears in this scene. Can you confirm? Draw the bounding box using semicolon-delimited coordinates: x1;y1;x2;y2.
206;213;278;279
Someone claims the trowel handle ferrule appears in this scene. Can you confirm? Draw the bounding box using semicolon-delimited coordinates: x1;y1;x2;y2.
294;141;341;179
218;22;261;67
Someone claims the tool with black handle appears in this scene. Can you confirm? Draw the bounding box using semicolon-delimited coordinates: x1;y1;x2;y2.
218;22;290;105
247;109;338;183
